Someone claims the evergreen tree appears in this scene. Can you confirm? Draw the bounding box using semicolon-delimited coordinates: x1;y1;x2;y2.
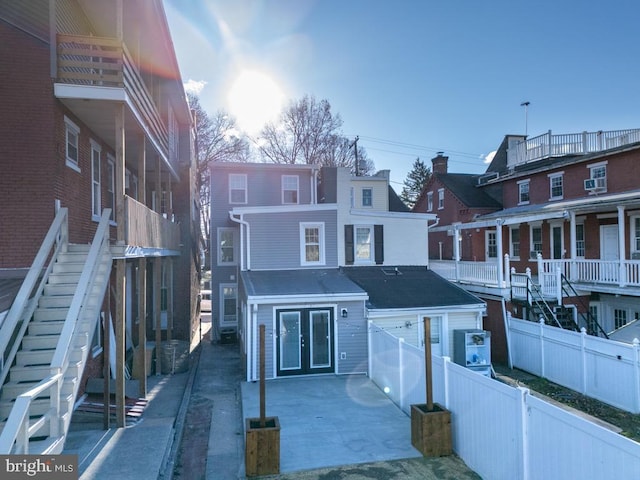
400;157;431;208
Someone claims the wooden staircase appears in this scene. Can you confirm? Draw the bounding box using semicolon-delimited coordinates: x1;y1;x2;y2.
0;208;112;454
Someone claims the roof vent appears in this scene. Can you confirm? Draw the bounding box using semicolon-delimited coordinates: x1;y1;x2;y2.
381;267;402;276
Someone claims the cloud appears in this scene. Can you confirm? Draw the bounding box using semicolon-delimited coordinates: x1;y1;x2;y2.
483;150;496;164
184;79;207;95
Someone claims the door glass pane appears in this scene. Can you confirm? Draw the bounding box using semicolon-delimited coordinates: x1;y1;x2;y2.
222;286;237;324
280;312;301;370
487;232;497;258
310;311;330;368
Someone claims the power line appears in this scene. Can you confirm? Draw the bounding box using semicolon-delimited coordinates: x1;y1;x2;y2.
351;134;487;160
364;145;489;169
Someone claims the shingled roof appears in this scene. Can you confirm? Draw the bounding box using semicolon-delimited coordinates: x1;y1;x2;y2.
435;173;502;209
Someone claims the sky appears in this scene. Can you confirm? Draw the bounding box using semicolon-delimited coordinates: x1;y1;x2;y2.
164;0;640;192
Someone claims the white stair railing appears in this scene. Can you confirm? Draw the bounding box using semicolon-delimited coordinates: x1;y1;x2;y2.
0;209;112;454
0;208;68;388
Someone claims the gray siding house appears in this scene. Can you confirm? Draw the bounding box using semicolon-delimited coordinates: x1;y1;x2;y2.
210;163;486;381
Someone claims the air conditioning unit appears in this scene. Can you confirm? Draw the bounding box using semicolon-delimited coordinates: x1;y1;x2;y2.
584;178;606;190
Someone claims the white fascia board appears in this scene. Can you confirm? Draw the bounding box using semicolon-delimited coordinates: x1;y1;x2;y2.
246;293;369;305
431;210;567;232
231;203;337;215
54;83;126;101
366;304;486;318
350;209;437;221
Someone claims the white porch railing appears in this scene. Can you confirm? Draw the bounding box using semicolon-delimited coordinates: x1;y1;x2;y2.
538;257;640;289
508;128;640;168
429;254;511;288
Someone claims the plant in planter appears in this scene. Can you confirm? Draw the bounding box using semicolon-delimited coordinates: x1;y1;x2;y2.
245;324;280;476
411;317;452;457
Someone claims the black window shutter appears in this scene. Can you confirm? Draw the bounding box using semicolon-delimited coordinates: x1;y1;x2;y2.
345;224;354;265
374;225;384;265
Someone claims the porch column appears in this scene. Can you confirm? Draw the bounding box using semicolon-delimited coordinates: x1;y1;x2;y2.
154;158;163;373
115;103;126;427
167;258;174;341
619;206;627;286
496;220;505;287
569;211;577;281
137;135;147;397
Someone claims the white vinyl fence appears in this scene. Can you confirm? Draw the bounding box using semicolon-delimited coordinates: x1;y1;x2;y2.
508;315;640;413
368;321;640;480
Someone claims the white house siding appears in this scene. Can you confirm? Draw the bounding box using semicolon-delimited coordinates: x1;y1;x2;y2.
446;311;482;360
350;177;389;211
246;209;338;270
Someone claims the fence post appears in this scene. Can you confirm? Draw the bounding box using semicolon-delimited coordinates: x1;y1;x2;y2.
580;327;587;395
634;338;640;414
556;267;562;304
504;254;510;287
398;336;405;412
442;356;451;409
539;317;546;378
367;320;373;379
517;386;531;480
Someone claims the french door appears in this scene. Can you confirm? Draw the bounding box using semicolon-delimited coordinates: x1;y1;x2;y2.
276;308;334;376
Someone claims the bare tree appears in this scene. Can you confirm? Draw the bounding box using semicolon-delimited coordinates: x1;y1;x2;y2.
258;95;373;174
189;93;250;269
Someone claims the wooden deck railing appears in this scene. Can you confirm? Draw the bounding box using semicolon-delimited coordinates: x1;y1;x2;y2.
56;34;169;156
124;196;180;250
507;128;640;168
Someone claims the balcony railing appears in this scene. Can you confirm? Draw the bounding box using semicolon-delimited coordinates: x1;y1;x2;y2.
56;34;169;157
539;258;640;289
124;196;180;251
507;128;640;168
430;257;511;288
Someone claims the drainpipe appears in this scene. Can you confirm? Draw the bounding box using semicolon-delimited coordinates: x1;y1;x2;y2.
229;212;251;270
311;168;318;204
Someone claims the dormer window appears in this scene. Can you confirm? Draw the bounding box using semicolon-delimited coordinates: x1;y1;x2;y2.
362;188;372;207
282;175;299;204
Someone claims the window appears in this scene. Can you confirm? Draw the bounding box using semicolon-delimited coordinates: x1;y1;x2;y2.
588;162;607;192
65;116;80;171
427;192;433;212
632;217;640;253
229;174;247;204
91;141;101;219
362;188;372;207
300;223;325;265
438;188;444;209
576;223;585;257
518;180;530;204
221;285;237;325
218;227;237;265
510;227;520;258
486;231;497;258
530;225;542;257
107;156;115;221
614;309;627;329
355;226;373;262
282;175;299;204
549;173;563;200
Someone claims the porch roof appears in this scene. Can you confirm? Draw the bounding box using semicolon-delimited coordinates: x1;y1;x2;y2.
342;266;484;310
241;269;367;300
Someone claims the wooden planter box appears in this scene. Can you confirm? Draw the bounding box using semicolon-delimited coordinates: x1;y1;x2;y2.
411;403;452;457
245;416;280;476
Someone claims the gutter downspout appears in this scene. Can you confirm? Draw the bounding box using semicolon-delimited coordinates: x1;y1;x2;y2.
426;217;440;269
229;212;250;270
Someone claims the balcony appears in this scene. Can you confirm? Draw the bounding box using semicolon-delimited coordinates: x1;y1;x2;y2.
430;257;511;289
55;34;169;160
121;196;180;255
507;129;640;169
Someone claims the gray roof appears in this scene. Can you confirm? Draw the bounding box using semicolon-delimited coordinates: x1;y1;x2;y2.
436;173;502;209
342;266;485;310
241;269;367;298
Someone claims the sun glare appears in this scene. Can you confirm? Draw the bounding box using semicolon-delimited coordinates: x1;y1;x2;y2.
228;70;285;135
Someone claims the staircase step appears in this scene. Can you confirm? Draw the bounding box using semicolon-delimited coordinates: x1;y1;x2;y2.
38;295;72;309
0;394;74;421
10;361;81;383
28;319;92;336
56;252;88;264
67;243;92;253
1;378;76;401
47;271;82;285
21;334;59;351
34;308;68;321
29;435;66;455
16;345;86;367
44;284;77;296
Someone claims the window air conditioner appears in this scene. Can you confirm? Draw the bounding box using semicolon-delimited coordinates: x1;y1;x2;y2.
584;178;606;190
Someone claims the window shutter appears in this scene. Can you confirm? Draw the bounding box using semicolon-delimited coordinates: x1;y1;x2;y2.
374;225;384;265
345;224;354;265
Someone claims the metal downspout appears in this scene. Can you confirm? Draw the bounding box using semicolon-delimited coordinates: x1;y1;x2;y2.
229;212;251;270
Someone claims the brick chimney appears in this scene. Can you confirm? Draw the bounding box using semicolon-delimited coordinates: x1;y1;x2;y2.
432;152;448;174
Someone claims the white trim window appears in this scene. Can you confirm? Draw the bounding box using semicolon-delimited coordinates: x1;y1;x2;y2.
91;140;101;220
549;172;564;200
587;161;607;192
437;188;444;210
631;216;640;254
530;224;542;258
282;175;299;204
65;116;80;172
300;222;325;266
518;179;530;204
426;191;433;212
355;225;373;263
107;155;115;222
217;227;238;265
229;173;247;204
576;223;585;257
510;226;520;259
362;188;373;207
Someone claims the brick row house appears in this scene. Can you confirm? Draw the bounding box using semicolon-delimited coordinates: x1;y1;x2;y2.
209;162;486;381
416;129;640;362
0;0;199;453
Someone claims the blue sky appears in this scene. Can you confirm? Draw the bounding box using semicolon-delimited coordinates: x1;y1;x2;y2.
165;0;640;191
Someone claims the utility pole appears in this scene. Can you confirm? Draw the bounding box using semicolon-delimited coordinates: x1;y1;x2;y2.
520;101;530;137
350;136;359;176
